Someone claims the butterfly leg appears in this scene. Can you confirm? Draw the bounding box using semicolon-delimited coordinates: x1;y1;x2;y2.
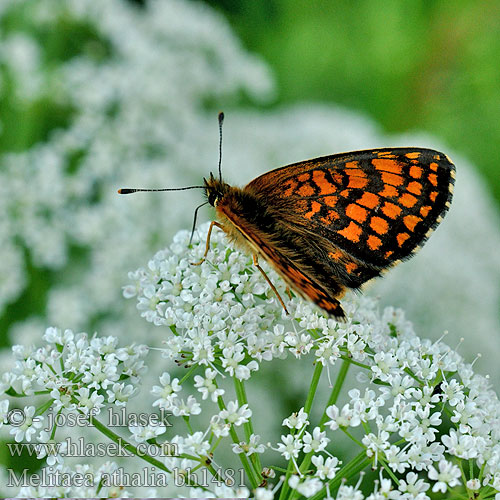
252;254;289;315
285;286;293;300
192;220;224;266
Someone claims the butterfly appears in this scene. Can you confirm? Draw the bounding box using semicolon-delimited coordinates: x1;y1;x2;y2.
119;113;455;318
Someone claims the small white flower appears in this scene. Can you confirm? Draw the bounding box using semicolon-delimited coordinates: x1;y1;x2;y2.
325;403;360;429
171;395;201;417
35;430;67;466
9;406;44;442
254;487;274;500
288;475;323;497
129;423;166;443
440;379;464;406
151;372;182;408
362;430;390;462
372;351;399;381
231;433;266;456
0;399;10;427
283;408;309;429
194;368;224;402
76;387;104;416
276;434;303;460
442;429;479;459
396;471;429;499
219;401;251;426
312;454;340;480
106;382;135;406
184;431;210;456
209;415;230;438
302;426;329;453
466;478;480;490
428;459;461;493
336;484;364;499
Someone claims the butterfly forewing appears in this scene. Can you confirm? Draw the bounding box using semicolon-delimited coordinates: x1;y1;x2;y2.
245;148;455;268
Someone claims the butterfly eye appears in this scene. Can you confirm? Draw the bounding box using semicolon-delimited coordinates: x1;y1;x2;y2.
207;191;218;206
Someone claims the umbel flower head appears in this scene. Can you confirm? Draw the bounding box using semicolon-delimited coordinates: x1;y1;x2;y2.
120;222;500;498
1;223;500;497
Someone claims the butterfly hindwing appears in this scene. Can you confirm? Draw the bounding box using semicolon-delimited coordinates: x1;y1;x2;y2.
215;198;347;316
245;148;455;268
209;147;454;318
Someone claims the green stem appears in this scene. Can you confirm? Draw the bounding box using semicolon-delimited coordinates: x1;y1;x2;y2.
71;405;206;490
183;416;193;433
87;413;171;473
216;395;260;489
338;354;371;370
285;360;347;500
279;362;323;500
35;398;55;417
341;427;365;448
304;362;323;415
234;377;263;475
308;451;370;500
278;459;296;500
378;456;399;485
320;357;350;427
179;364;199;385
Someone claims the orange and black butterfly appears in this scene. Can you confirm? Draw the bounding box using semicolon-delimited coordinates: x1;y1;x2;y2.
119;113;455;318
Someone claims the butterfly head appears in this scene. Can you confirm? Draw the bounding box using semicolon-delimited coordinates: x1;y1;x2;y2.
204;172;230;207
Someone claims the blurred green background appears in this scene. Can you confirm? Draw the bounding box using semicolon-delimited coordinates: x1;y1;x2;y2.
0;0;499;346
206;0;500;204
0;0;498;348
3;0;500;198
0;0;498;492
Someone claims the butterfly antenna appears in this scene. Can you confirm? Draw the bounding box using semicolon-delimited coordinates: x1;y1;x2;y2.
118;186;204;194
189;201;209;244
218;111;224;181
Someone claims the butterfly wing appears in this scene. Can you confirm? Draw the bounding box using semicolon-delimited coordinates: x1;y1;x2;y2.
245;148;455;268
214;200;349;317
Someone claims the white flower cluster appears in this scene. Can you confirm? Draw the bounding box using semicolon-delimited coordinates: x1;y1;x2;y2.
0;0;499;377
3;327;148;420
1;0;500;496
122;223;500;499
0;0;273;336
2;225;500;498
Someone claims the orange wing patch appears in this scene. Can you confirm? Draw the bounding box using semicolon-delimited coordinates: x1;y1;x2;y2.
428;173;438;187
420;205;431;217
324;196;338;207
313;170;338;194
339;221;362;242
381;202;402;219
370;216;389;235
379;184;398;198
357;192;379;209
346;203;368;223
305;201;322;219
381;172;404;187
407;181;422;195
397;232;410;246
399;193;417;208
409;165;423;178
367;235;382;250
404;215;421;231
405;152;420;159
372;158;403;174
298;183;315;196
